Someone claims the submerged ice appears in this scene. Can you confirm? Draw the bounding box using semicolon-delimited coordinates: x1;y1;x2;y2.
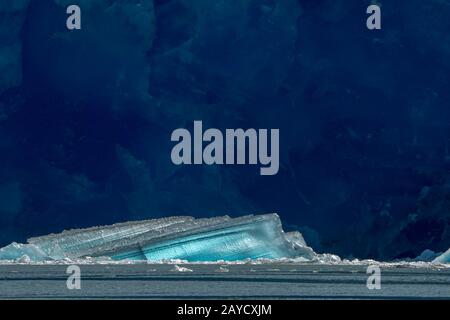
0;214;317;262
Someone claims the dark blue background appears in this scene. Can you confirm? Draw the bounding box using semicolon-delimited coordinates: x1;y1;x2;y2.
1;0;450;259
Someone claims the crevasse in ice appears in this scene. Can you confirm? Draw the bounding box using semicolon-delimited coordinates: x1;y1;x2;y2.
0;214;317;262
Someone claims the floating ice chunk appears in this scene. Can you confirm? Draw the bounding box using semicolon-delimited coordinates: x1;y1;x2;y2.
171;265;193;272
215;266;229;273
310;253;342;264
0;242;51;262
433;249;450;263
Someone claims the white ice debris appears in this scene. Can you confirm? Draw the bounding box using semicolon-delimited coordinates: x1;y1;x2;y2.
215;266;229;273
171;265;193;272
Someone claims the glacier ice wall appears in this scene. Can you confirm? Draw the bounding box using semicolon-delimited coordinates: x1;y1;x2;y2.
0;214;316;262
2;0;450;262
0;0;29;95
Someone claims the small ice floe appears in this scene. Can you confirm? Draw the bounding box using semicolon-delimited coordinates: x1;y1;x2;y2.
215;266;229;273
266;268;280;272
171;265;193;272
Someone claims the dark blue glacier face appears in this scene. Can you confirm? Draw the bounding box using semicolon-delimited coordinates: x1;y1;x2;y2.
0;0;450;260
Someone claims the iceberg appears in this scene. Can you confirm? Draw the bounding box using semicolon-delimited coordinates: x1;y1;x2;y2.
0;214;317;262
0;242;50;262
433;249;450;263
414;249;441;262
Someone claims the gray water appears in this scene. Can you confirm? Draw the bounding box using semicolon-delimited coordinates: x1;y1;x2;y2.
0;264;449;299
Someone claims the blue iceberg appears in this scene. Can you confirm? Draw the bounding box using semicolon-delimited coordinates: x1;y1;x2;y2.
0;214;316;262
433;249;450;263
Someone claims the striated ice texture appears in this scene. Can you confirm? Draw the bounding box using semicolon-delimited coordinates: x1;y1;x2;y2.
0;214;316;262
0;242;49;262
433;249;450;263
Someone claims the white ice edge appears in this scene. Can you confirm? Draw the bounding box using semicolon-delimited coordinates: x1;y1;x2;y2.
0;256;449;269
